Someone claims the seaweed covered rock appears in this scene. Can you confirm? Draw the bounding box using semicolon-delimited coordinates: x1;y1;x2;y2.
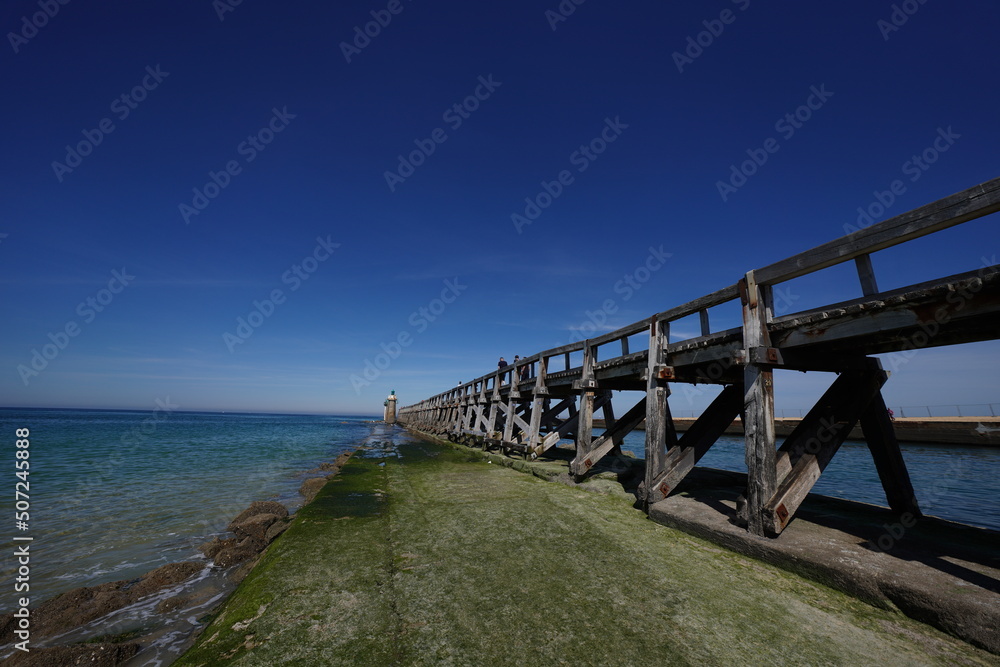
4;642;141;666
0;561;203;645
231;512;281;542
299;477;327;502
227;501;287;530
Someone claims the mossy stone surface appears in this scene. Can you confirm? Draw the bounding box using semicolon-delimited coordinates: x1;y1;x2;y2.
176;436;998;666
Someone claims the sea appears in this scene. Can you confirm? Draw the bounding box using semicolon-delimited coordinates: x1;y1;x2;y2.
616;430;1000;532
0;407;998;665
0;408;379;665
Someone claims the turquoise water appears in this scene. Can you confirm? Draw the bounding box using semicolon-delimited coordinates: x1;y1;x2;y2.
616;432;1000;532
0;409;376;608
1;408;997;663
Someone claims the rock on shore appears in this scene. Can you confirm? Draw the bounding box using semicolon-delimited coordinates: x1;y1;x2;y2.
0;561;204;646
4;642;142;666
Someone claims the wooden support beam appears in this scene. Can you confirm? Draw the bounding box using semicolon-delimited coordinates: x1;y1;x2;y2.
497;400;531;444
600;393;617;434
644;318;677;505
539;396;575;428
462;394;475;433
526;357;550;456
501;395;516;443
487;378;501;439
650;384;743;500
536;393;611;455
473;382;489;433
766;367;884;534
572;342;598;477
452;396;464;434
700;309;711;337
573;393;594;476
741;270;777;536
574;396;647;473
859;385;921;518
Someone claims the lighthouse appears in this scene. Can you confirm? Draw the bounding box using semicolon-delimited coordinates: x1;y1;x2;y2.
384;390;397;424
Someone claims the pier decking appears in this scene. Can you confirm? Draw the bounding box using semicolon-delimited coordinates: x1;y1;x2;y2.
399;178;1000;537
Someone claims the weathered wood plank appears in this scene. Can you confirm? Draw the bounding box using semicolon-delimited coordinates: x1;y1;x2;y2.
741;270;777;536
526;359;549;456
539;396;575;427
766;367;884;534
644;318;671;504
855;254;879;296
571;343;598;476
755;177;1000;286
574;392;595;476
859;386;921;518
772;265;999;326
575;396;647;473
652;384;743;497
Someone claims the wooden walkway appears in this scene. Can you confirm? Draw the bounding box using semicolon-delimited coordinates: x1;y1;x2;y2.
398;178;1000;537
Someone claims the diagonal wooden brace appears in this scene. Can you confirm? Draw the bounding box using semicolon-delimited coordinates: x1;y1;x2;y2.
571;396;647;475
536;393;611;455
649;383;743;501
765;364;885;534
859;386;921;519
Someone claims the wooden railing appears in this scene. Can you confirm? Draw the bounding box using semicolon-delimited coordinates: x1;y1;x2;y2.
398;177;1000;536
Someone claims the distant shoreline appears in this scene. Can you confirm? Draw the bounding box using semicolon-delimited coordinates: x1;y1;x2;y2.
592;416;1000;446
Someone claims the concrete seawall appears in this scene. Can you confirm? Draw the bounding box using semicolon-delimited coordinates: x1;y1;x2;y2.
591;416;1000;446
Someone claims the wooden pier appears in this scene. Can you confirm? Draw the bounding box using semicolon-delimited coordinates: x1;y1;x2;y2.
399;178;1000;537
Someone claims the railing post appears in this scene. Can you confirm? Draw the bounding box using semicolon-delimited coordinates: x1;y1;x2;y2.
502;378;520;446
571;342;597;477
462;386;475;435
487;375;501;444
699;309;711;337
854;253;879;296
474;380;488;436
643;317;674;505
741;270;777;536
527;356;549;458
453;388;466;436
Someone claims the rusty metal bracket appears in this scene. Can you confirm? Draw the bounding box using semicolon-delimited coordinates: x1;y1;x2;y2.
655;365;675;380
749;347;784;366
775;503;789;528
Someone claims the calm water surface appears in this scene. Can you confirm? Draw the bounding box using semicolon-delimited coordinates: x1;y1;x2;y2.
617;432;1000;532
0;408;380;664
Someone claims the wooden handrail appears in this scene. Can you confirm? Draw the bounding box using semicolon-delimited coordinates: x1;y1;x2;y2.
402;178;1000;408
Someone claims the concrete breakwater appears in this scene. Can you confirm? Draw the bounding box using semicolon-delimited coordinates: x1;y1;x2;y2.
174;426;999;665
592;416;1000;446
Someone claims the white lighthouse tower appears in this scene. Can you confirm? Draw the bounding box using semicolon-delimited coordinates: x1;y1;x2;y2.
384;390;397;424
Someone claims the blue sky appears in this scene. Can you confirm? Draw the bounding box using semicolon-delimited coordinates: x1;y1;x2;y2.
1;0;998;416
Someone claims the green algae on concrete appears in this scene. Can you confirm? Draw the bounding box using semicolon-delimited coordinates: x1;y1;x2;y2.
176;434;998;666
